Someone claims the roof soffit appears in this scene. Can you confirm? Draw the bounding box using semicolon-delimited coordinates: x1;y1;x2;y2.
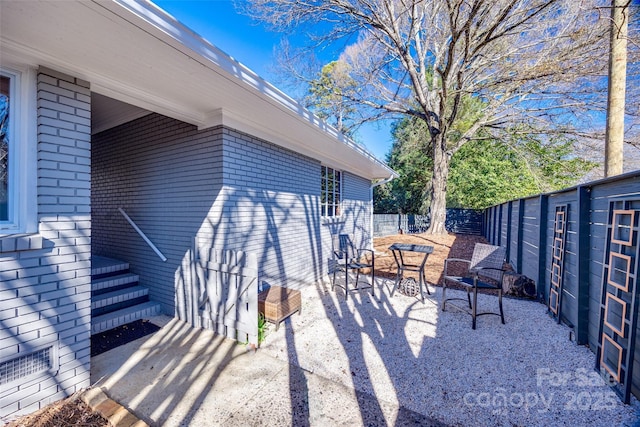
0;0;397;180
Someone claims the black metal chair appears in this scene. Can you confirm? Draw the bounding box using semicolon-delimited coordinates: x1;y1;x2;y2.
331;234;375;300
442;243;507;329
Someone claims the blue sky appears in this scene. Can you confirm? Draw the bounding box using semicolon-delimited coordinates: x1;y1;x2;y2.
153;0;393;160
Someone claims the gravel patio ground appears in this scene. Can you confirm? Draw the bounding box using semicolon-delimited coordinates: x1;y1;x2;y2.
6;233;640;426
260;280;639;426
258;233;640;426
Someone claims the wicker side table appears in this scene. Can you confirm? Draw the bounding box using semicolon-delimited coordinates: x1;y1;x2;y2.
258;286;301;331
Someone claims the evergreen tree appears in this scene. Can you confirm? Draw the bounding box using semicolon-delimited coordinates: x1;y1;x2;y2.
375;119;597;212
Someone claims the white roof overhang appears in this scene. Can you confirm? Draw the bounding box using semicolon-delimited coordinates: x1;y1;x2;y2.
0;0;397;181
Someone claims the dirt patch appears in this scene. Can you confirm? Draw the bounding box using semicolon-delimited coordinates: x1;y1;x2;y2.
374;232;488;287
4;393;109;427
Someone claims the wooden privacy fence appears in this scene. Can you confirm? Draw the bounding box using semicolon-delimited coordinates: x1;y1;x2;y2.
194;243;258;345
483;170;640;403
373;209;482;237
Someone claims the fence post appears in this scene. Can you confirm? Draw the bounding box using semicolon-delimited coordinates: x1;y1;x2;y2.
537;194;549;301
492;206;497;244
498;204;504;246
482;209;487;238
576;186;591;345
506;201;513;263
489;207;495;241
485;208;491;242
491;206;497;244
517;199;525;274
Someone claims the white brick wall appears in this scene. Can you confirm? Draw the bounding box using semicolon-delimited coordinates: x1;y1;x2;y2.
0;67;91;419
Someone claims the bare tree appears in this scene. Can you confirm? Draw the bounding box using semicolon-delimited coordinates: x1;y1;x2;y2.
242;0;610;234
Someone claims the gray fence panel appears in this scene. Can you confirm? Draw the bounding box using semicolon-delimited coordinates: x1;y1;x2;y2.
547;191;579;328
588;182;638;352
588;179;640;398
520;197;541;285
488;206;496;243
484;171;640;401
509;201;521;269
446;209;483;235
500;204;508;247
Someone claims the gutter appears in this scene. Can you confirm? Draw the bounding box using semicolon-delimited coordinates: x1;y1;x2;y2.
371;174;396;189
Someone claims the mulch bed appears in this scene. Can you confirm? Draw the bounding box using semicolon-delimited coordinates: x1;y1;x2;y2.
5;320;162;427
373;232;490;291
4;394;109;427
91;319;161;357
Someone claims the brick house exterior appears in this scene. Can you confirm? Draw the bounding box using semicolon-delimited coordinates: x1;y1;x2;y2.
1;69;92;416
0;0;395;419
92;114;375;316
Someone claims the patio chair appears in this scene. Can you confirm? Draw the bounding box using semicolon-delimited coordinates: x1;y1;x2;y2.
331;234;375;300
441;243;507;329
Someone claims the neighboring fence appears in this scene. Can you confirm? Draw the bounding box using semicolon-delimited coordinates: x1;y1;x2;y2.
373;213;430;236
483;170;640;403
446;209;484;235
373;209;483;237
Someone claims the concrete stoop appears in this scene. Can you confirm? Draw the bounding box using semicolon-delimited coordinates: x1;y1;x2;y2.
91;256;161;335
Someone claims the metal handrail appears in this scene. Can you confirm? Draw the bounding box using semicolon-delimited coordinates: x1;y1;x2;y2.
118;208;167;262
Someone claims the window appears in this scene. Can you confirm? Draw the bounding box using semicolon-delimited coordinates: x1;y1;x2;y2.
321;166;341;217
0;66;37;235
1;74;10;222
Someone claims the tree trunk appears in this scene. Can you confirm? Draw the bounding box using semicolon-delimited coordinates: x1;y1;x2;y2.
426;135;449;235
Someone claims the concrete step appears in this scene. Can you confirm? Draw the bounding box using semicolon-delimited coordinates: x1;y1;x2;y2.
92;301;162;335
92;255;129;277
92;285;149;311
92;272;140;294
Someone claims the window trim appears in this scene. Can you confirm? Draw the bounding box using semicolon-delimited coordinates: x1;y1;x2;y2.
0;65;37;235
321;165;342;218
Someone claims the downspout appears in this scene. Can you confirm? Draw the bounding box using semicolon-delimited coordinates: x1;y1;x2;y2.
370;175;396;250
